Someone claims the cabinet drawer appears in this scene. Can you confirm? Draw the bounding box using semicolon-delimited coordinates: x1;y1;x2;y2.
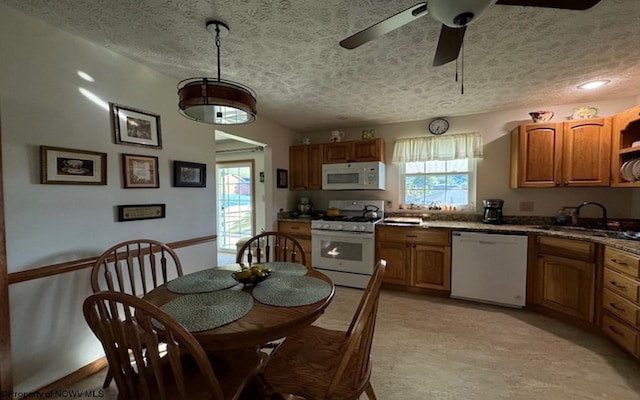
605;247;640;278
603;289;640;327
377;227;450;246
602;312;639;356
604;267;640;303
537;236;595;262
278;221;311;237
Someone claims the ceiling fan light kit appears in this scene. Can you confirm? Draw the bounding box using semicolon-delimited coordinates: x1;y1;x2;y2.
178;20;257;125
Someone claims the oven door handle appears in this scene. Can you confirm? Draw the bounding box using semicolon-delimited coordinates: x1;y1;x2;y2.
311;229;374;238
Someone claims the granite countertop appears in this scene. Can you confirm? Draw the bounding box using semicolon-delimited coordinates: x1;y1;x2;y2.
279;216;640;256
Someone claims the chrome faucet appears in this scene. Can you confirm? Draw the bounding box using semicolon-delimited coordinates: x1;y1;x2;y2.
574;202;608;229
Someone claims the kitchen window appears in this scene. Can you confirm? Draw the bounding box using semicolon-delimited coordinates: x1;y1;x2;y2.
401;158;476;207
392;132;483;209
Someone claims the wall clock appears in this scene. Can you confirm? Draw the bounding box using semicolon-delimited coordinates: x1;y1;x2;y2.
428;118;449;135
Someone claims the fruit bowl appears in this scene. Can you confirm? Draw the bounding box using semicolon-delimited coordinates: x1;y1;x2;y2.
232;265;271;286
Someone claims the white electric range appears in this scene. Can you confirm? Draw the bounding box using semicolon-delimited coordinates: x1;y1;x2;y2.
311;200;384;289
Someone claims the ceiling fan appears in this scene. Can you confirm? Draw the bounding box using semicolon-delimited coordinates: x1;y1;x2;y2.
339;0;601;67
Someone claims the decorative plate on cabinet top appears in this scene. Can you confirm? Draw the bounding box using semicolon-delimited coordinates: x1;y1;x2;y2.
571;106;598;119
632;159;640;181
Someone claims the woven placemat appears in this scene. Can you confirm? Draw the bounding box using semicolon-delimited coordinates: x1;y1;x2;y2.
262;261;308;276
156;290;253;332
167;268;238;294
252;275;332;307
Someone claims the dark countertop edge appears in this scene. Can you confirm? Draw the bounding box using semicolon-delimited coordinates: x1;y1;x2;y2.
279;218;640;256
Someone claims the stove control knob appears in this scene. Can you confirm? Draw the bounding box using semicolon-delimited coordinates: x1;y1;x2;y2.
322;224;330;229
351;225;358;231
337;224;344;230
359;225;367;231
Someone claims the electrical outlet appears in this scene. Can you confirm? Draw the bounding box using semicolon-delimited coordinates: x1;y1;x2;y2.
519;201;534;212
386;200;393;209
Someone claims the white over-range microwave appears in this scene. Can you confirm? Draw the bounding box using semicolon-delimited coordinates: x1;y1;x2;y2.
322;161;385;190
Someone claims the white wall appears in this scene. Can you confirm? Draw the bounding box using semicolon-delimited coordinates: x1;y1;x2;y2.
0;4;296;392
302;98;640;218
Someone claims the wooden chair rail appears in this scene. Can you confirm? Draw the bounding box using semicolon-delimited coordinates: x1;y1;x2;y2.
7;235;216;285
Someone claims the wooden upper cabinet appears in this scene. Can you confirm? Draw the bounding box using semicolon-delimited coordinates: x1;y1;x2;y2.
323;138;385;164
562;118;611;186
611;104;640;187
289;144;323;190
510;118;611;188
510;122;562;188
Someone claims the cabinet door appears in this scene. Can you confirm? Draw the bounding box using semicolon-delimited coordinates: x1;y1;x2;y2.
511;123;562;188
323;142;351;164
307;144;324;189
536;254;595;322
352;139;385;162
562;118;611;186
289;146;309;190
376;241;409;285
412;244;451;291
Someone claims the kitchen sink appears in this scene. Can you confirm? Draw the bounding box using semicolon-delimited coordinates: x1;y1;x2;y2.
536;225;621;238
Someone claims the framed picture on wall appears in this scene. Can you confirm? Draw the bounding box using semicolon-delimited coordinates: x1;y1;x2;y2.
276;168;288;188
122;153;159;188
40;146;107;185
110;102;162;149
117;204;166;222
173;161;206;187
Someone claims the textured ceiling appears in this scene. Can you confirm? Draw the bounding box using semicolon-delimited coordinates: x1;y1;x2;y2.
2;0;640;133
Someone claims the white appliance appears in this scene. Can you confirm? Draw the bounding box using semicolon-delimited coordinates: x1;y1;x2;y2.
451;231;528;308
312;200;384;288
322;162;385;190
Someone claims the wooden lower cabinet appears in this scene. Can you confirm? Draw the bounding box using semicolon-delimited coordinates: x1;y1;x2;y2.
601;246;640;358
532;236;596;323
278;220;312;268
375;226;451;293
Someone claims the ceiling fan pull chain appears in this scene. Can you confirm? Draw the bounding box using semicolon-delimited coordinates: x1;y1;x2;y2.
461;40;465;95
215;26;222;82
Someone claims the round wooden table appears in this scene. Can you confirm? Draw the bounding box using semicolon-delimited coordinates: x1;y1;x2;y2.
143;266;335;352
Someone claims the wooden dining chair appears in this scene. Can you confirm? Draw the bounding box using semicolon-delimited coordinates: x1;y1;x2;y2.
91;239;184;296
90;239;184;388
236;231;306;267
262;259;387;400
83;291;268;400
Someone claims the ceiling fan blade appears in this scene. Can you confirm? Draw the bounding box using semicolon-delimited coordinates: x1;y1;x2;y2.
494;0;600;10
339;2;429;49
432;25;466;66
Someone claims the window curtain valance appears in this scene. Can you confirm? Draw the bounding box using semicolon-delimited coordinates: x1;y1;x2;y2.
391;132;483;163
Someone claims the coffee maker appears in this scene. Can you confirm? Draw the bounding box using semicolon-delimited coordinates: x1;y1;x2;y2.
297;197;313;218
482;199;504;224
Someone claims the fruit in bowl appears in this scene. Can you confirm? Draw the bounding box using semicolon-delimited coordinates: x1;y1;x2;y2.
232;264;271;285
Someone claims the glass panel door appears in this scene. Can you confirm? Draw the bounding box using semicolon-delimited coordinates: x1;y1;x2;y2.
216;161;255;253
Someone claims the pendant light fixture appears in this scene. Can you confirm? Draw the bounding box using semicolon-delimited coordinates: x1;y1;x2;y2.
178;20;257;125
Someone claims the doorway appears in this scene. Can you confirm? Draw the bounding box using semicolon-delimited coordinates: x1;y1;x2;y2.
216;160;255;263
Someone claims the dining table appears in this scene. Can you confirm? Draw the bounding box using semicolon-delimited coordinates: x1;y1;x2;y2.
142;262;335;352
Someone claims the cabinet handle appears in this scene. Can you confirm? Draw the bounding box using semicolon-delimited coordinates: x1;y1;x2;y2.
609;302;626;312
563;181;569;186
555;182;560;185
611;259;629;266
608;325;625;336
412;244;416;248
291;227;300;230
609;281;627;290
406;235;418;238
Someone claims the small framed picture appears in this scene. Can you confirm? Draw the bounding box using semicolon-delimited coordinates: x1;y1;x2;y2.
40;146;107;185
110;103;162;149
173;161;206;187
276;168;288;188
122;154;159;188
117;204;166;222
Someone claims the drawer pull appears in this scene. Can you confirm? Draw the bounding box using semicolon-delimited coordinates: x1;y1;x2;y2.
291;227;300;230
406;235;418;238
609;302;626;312
611;259;629;266
609;281;627;290
608;325;625;336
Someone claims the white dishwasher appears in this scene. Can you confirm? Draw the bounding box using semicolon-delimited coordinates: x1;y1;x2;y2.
451;231;528;308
